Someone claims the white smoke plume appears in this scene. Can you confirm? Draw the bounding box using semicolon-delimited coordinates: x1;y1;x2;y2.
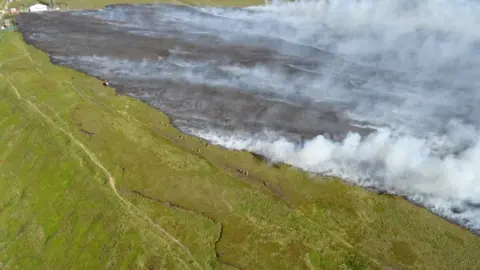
186;0;480;231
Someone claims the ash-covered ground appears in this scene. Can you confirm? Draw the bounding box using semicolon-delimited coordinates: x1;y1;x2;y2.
17;4;371;143
17;0;480;233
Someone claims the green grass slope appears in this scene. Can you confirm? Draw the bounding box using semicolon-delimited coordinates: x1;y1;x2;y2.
0;9;480;270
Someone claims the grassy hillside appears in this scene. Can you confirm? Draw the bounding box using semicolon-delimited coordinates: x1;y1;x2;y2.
1;2;480;269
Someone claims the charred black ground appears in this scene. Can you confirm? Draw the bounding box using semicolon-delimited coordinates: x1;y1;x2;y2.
17;4;372;144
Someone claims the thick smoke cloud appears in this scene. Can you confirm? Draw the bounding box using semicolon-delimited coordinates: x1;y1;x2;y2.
17;0;480;232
